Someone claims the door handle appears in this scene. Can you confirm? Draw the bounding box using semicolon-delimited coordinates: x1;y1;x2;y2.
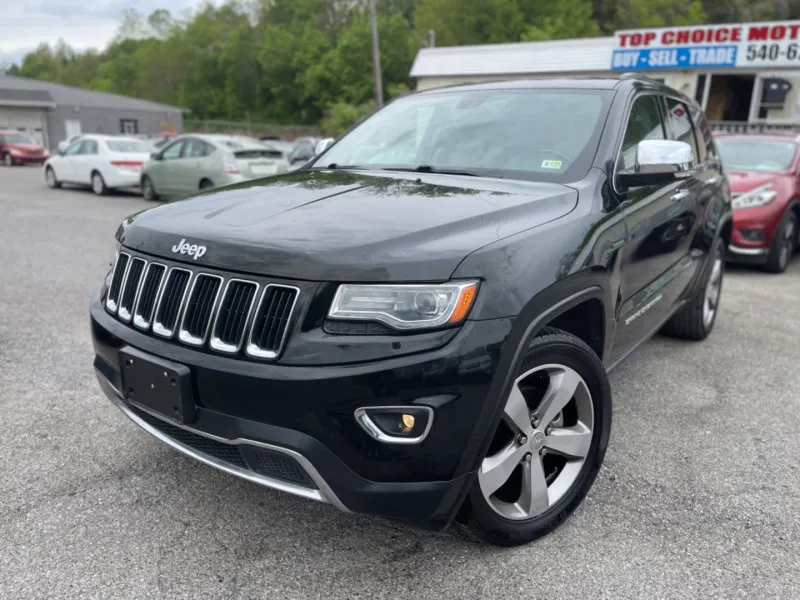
670;189;691;202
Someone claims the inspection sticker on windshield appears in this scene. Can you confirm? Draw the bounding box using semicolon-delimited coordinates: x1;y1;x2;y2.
541;159;563;169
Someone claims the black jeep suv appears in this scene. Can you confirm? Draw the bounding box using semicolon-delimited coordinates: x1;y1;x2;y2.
91;76;732;547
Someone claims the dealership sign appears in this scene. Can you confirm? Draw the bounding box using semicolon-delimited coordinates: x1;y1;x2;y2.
611;20;800;71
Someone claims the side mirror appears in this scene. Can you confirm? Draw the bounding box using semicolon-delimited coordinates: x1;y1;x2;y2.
150;152;162;161
57;149;65;156
314;138;335;156
617;140;694;189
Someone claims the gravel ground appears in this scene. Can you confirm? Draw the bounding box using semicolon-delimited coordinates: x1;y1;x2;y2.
1;167;799;600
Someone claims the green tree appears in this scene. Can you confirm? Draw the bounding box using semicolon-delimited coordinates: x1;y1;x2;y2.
413;0;525;46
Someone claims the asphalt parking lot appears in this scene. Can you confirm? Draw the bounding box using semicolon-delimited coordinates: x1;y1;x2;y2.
1;166;799;599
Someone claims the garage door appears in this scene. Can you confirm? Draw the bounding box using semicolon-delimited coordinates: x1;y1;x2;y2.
0;107;48;147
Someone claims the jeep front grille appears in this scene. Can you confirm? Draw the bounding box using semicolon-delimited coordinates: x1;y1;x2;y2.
106;251;299;360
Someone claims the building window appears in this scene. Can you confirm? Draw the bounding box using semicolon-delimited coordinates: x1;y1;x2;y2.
120;119;139;134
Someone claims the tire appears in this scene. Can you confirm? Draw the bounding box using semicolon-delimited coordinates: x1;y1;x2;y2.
141;176;158;201
91;171;108;196
199;179;214;190
661;236;724;340
45;166;61;189
463;328;612;547
764;211;797;274
3;153;12;167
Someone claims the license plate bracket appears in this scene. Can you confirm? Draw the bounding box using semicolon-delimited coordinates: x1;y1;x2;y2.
119;346;195;424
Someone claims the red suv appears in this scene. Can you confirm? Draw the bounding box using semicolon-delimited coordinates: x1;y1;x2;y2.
715;133;800;273
0;130;49;167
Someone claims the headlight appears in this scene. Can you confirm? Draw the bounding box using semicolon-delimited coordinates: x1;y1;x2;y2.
328;281;479;331
732;183;777;210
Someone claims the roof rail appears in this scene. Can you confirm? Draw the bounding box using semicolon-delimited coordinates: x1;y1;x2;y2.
619;73;661;83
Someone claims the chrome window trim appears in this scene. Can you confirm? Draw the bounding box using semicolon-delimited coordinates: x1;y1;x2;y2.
209;278;260;354
152;267;193;339
177;273;224;346
132;262;167;330
245;284;300;359
118;257;146;323
106;251;131;314
94;368;349;512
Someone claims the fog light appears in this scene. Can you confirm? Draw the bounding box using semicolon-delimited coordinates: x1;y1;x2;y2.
740;228;764;242
354;406;434;444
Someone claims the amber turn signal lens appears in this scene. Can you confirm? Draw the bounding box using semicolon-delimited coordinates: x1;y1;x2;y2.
447;282;478;323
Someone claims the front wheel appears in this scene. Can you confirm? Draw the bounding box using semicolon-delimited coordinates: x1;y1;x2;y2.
3;153;12;167
464;328;611;547
765;211;797;273
45;166;61;189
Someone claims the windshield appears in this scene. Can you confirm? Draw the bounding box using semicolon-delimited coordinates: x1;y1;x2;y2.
716;138;798;172
312;88;611;182
107;140;150;153
4;133;37;144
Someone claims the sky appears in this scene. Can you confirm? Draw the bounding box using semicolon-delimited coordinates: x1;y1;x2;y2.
0;0;216;66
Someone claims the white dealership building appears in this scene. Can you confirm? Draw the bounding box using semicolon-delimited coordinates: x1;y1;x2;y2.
410;20;800;132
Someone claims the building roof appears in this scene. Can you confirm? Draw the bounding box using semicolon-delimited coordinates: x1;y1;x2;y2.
410;37;616;78
0;88;56;108
0;74;184;113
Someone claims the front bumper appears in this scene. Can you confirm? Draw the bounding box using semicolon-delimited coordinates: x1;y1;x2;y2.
10;155;47;165
727;243;769;264
91;295;511;528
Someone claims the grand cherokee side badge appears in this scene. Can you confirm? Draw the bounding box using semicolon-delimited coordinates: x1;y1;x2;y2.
171;238;207;260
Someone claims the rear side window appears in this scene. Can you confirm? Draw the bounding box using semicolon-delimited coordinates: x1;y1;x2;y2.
620;95;666;171
665;98;701;165
687;103;715;163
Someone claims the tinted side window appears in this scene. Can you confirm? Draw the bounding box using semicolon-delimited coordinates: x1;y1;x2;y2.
81;140;99;155
688;103;716;163
161;141;184;160
620;95;666;171
665;98;700;164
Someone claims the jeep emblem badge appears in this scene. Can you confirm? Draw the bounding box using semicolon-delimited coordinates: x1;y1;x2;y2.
171;238;207;260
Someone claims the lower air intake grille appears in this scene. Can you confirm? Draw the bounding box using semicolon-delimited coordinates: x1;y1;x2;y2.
248;285;298;357
153;269;191;336
130;404;247;468
128;404;316;489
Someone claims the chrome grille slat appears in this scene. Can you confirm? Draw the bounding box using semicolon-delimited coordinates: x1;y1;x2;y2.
153;268;192;338
104;251;297;360
118;257;146;322
246;284;299;359
133;263;167;330
178;274;223;346
210;280;259;353
106;252;130;313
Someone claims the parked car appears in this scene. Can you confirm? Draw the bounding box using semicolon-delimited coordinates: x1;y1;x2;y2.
44;135;152;195
715;133;800;272
286;143;315;170
91;75;731;547
57;134;84;154
139;134;289;201
0;130;49;166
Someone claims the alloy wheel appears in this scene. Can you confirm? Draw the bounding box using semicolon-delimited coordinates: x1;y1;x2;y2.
778;220;796;270
478;364;594;520
46;168;56;188
92;173;104;195
3;154;11;166
703;253;723;328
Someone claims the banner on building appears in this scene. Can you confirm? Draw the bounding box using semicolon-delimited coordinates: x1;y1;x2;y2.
611;20;800;71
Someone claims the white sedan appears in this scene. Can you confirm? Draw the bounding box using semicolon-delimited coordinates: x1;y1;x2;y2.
44;135;153;195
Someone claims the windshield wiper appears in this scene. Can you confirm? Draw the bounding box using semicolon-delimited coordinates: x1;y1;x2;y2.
314;163;366;170
381;165;478;177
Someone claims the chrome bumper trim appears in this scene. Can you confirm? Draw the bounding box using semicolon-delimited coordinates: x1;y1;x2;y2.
94;368;349;512
728;244;768;256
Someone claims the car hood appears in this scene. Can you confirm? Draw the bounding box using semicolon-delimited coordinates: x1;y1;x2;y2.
119;169;578;281
727;170;785;194
8;143;45;153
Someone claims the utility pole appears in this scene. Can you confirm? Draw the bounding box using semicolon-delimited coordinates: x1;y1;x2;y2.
428;29;435;48
368;0;383;107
